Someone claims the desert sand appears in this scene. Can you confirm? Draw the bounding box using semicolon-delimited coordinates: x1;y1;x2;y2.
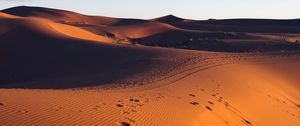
0;6;300;126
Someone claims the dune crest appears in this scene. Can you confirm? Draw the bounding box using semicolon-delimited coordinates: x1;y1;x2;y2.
0;5;300;126
49;22;114;43
105;22;179;38
0;12;18;18
1;6;119;25
152;14;185;23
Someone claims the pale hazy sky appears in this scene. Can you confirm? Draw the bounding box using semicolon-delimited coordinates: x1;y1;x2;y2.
0;0;299;20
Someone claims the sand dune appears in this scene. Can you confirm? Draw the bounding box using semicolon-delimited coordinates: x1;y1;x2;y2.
0;6;300;126
0;15;190;89
3;6;300;52
0;17;114;43
0;12;18;18
0;53;299;126
104;22;179;38
151;14;185;23
1;6;119;26
163;19;300;33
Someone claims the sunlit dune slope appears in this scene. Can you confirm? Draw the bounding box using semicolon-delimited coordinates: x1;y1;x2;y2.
0;17;113;43
0;54;299;126
1;6;181;41
104;22;179;38
0;12;18;18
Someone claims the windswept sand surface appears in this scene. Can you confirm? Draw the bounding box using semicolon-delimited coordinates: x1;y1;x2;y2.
1;6;300;126
0;53;299;126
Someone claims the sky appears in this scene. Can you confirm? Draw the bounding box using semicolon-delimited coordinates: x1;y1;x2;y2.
0;0;299;20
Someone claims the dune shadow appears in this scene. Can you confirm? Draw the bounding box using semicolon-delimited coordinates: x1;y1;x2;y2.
0;28;163;89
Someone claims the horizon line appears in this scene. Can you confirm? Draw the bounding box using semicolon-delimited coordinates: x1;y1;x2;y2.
1;5;300;21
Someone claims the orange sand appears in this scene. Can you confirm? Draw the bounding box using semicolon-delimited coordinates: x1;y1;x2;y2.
0;6;300;126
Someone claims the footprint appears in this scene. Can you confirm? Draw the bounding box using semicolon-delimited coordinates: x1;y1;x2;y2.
116;104;123;107
190;102;199;105
189;94;196;97
211;93;220;97
117;121;130;126
225;121;229;124
208;101;214;105
93;105;101;110
296;104;300;109
224;101;229;107
243;119;252;125
205;106;213;111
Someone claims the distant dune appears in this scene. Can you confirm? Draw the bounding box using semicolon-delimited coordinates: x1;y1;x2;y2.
163;18;300;33
0;12;18;18
2;6;300;52
151;14;185;23
104;22;179;38
1;6;119;25
0;6;300;126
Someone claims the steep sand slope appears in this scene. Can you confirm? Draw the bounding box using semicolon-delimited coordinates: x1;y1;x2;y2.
0;53;299;126
0;16;113;43
0;12;18;18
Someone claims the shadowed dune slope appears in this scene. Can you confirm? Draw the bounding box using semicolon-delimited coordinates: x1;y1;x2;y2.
138;30;300;52
0;17;189;89
151;14;185;23
163;19;300;33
